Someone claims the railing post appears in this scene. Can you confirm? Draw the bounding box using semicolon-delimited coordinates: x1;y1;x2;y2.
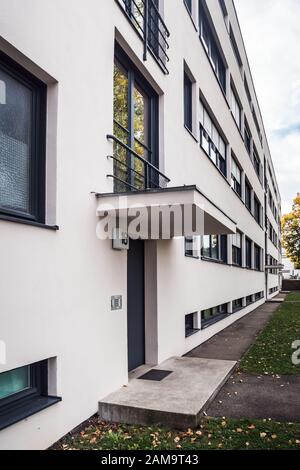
143;0;149;62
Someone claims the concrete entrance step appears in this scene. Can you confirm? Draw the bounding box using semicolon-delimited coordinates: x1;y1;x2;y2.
98;357;236;429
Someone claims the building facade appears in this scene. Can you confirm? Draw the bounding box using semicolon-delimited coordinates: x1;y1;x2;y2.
0;0;281;449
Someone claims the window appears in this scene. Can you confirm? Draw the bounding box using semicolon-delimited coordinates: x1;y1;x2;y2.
231;156;242;196
185;312;200;337
254;195;261;225
254;244;261;271
202;235;227;263
253;146;261;179
255;291;263;301
184;71;193;131
232;298;243;312
113;48;159;192
244;75;251;105
245;178;252;212
0;53;46;223
199;100;227;176
229;25;242;68
184;0;192;14
201;303;228;328
232;231;242;266
246;295;253;305
244;119;251;154
269;287;278;295
0;361;60;431
185;236;199;258
199;1;226;92
219;0;228;18
230;87;241;129
245;237;252;269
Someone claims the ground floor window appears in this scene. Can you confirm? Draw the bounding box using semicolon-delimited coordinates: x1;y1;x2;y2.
185;236;199;258
185;312;200;337
201;235;227;263
246;295;253;305
232;231;242;266
0;360;61;431
232;298;243;312
201;303;228;328
255;291;264;301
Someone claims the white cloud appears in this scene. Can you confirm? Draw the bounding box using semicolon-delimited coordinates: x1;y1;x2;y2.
234;0;300;214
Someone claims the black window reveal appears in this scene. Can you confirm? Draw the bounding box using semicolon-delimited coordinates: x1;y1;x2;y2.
184;71;193;131
201;303;228;328
245;178;252;212
254;244;261;271
0;53;46;223
0;360;61;431
244;119;251;154
254;195;261;225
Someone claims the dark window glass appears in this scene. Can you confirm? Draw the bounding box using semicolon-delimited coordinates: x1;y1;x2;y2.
244;120;251;154
232;231;242;266
184;72;193;131
229;26;242;67
231;156;242;196
232;298;243;312
254;196;261;224
245;179;252;211
245;237;252;269
199;2;226;92
0;54;46;222
246;295;253;305
201;303;228;328
254;244;261;271
244;75;251;104
201;234;227;262
185;313;199;337
185;0;192;13
185;236;198;258
253;148;260;178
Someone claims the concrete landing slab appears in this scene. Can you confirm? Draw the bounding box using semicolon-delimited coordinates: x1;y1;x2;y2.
267;298;284;303
98;357;236;429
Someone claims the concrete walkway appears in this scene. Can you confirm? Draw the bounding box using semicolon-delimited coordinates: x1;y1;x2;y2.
187;294;300;422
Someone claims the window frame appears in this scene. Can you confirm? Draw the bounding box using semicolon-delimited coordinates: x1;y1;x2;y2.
232;230;242;267
201;234;227;263
245;178;252;212
245;237;252;269
201;303;229;329
0;52;47;224
230;86;242;130
231;155;242;197
0;360;61;431
184;71;193;132
254;244;261;271
185;312;200;338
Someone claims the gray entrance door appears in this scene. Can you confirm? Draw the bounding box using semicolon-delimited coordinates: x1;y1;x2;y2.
127;239;145;372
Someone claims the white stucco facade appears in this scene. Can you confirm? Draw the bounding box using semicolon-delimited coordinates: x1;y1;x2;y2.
0;0;281;449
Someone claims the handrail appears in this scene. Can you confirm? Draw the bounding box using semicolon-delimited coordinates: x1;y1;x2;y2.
107;134;170;182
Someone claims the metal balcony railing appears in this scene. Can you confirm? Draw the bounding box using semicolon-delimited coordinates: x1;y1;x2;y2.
107;134;170;193
116;0;170;74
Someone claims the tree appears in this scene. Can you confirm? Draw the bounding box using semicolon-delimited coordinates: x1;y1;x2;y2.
282;194;300;269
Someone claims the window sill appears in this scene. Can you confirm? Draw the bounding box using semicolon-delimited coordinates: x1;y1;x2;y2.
201;256;227;265
184;125;199;143
0;395;61;432
183;2;198;32
185;328;201;338
0;214;59;231
185;253;200;260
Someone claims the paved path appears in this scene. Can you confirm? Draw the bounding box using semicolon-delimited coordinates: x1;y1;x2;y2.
187;295;300;422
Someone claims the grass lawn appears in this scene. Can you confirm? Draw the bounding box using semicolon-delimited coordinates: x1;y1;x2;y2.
52;417;300;450
240;295;300;375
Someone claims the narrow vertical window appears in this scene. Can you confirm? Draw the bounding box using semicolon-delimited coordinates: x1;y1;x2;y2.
231;156;242;197
184;71;193;131
0;54;46;222
232;231;242;267
230;86;241;129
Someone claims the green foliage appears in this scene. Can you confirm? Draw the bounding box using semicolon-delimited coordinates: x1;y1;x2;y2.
282;195;300;269
240;299;300;375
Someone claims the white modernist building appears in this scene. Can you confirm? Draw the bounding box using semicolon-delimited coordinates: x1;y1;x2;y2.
0;0;281;449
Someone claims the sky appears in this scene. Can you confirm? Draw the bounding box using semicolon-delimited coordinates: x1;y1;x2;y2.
234;0;300;215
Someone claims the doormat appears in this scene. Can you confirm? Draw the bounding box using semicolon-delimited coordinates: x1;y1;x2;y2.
138;369;173;381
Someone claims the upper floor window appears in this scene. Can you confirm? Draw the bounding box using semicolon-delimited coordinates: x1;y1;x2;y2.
253;146;261;179
230;86;241;129
184;71;193;131
199;1;226;92
254;195;261;225
219;0;228;18
232;231;242;267
245;237;252;269
199;100;226;176
244;118;251;154
229;25;242;68
231;156;242;197
245;178;252;212
244;75;252;105
0;53;46;223
184;0;192;14
202;235;227;263
254;244;261;271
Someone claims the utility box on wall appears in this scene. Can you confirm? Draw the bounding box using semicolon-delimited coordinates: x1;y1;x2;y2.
112;228;129;251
